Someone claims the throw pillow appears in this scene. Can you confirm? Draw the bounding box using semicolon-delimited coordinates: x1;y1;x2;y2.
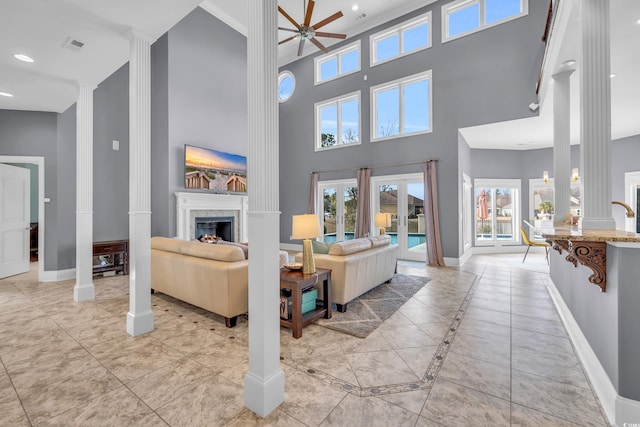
311;240;331;254
219;241;249;259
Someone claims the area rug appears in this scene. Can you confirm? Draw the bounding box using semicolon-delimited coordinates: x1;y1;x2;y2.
316;274;430;338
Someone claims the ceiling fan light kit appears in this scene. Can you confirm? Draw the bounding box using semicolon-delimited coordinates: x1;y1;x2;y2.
278;0;346;56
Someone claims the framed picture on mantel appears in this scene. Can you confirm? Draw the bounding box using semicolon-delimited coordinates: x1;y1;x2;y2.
184;144;247;194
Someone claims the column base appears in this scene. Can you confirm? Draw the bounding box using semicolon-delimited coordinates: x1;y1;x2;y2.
244;369;285;417
73;283;95;302
126;310;154;336
579;217;616;230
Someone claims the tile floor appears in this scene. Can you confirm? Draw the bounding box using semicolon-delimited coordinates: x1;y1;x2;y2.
0;253;609;426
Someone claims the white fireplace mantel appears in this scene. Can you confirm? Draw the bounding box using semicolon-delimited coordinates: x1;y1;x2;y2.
175;192;248;242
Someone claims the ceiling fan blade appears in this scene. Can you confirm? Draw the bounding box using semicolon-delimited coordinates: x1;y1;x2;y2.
314;32;347;39
312;11;344;30
303;0;315;27
279;35;298;45
297;39;306;56
278;27;299;33
278;6;300;29
310;37;329;54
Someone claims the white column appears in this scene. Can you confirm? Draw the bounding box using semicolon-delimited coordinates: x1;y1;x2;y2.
552;70;573;223
74;83;96;302
578;0;615;230
126;29;154;336
243;0;284;416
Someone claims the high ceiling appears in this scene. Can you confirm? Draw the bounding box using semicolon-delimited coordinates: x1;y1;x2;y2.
1;0;637;149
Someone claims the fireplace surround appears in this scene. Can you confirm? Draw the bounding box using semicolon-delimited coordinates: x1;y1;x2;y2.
175;192;248;242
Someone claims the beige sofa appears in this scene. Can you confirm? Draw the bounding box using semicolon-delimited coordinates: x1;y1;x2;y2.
151;237;250;327
296;235;398;312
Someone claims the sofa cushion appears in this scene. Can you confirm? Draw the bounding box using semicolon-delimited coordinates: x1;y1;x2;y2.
368;235;391;248
312;240;331;254
218;241;249;259
151;236;183;253
328;238;372;256
181;241;246;262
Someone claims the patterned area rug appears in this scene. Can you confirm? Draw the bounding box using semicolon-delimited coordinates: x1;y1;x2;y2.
316;274;430;338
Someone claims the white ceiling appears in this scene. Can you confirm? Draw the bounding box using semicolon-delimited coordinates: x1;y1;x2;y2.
1;0;638;150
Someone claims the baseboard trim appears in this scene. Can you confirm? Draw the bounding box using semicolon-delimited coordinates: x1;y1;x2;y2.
547;277;640;426
40;268;75;282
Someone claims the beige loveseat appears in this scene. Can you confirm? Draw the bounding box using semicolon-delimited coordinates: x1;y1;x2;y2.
150;237;250;327
296;235;398;312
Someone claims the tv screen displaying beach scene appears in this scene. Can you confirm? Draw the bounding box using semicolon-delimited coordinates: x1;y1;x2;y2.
184;144;247;193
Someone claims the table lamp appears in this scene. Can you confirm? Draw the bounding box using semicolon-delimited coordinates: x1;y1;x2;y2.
291;214;321;274
374;212;391;235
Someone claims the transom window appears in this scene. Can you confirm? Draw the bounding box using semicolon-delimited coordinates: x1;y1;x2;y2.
370;70;432;141
370;12;432;66
315;91;361;151
315;41;361;85
442;0;527;42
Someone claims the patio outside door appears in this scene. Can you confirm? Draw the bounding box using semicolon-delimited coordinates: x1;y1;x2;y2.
372;173;426;262
319;179;358;243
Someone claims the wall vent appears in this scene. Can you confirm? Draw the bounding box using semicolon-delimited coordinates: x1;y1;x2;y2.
63;37;85;52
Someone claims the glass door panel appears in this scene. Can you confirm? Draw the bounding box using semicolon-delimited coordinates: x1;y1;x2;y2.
322;187;337;242
475;187;493;242
373;174;425;262
344;186;358;240
406;182;426;260
495;187;514;240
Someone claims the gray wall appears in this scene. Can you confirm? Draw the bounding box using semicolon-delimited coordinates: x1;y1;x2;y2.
93;63;130;241
278;0;548;257
0;110;59;270
56;105;77;269
152;7;248;238
611;134;640;226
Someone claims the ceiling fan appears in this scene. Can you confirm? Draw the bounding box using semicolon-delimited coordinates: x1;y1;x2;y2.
278;0;347;56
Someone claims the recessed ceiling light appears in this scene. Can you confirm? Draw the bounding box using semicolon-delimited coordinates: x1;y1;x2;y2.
610;73;617;78
0;92;14;97
636;18;640;25
352;4;359;11
13;54;34;63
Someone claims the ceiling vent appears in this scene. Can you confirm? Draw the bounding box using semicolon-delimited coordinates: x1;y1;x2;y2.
63;37;85;52
355;12;367;21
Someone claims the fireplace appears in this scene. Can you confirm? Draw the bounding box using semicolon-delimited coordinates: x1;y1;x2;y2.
194;216;235;242
175;192;248;242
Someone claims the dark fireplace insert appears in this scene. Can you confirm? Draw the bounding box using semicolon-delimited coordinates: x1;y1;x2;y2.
194;216;235;242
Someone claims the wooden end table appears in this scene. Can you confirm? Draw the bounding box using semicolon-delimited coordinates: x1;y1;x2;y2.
280;268;332;339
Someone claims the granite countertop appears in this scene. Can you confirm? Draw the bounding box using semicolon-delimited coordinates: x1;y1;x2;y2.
538;222;640;242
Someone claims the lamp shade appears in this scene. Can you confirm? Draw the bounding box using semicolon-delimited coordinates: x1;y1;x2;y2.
291;214;321;239
374;212;391;227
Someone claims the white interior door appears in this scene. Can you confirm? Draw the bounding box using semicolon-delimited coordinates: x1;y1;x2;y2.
0;163;30;279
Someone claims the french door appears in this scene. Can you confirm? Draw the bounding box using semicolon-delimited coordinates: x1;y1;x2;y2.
318;179;358;243
372;173;426;262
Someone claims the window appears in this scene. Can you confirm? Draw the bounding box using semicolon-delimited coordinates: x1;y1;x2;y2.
442;0;527;42
315;41;361;85
528;178;582;239
278;71;295;103
475;179;520;245
371;12;432;66
371;70;432;141
315;91;361;151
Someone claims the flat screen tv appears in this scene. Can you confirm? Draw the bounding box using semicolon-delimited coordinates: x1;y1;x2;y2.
184;144;247;193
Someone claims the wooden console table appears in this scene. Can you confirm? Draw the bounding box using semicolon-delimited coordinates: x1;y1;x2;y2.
93;240;129;276
280;268;331;338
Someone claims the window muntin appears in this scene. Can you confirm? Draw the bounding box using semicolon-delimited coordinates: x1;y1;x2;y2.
370;12;432;66
315;91;361;151
315;41;361;85
277;70;295;103
442;0;527;42
371;70;432;141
